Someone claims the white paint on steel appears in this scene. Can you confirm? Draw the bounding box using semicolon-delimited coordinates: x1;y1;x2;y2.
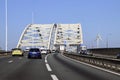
17;24;53;49
48;24;54;49
55;24;83;45
17;24;83;50
17;24;31;48
54;24;58;44
79;24;83;44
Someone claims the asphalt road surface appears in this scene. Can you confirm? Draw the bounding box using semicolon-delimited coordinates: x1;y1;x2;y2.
0;53;120;80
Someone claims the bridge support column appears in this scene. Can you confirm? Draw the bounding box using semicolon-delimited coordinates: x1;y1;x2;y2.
77;45;80;53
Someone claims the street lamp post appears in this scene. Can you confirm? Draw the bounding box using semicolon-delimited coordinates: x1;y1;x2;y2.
5;0;8;51
32;12;34;24
106;36;108;48
106;34;111;48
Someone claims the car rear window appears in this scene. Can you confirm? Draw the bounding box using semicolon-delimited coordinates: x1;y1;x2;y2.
30;49;40;52
12;48;22;51
13;50;21;52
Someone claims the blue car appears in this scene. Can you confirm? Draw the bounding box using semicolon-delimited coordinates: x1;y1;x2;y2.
28;48;42;59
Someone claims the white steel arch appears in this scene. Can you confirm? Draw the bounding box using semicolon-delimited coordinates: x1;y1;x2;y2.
16;24;31;48
17;23;83;51
54;23;83;45
16;24;54;49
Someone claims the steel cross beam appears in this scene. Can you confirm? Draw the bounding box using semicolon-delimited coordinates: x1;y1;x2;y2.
17;24;83;51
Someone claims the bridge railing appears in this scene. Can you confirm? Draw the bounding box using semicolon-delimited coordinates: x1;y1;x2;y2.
0;51;11;56
64;53;120;73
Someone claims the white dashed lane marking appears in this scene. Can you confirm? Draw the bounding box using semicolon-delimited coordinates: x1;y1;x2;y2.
8;60;13;63
51;74;59;80
45;54;59;80
46;63;52;71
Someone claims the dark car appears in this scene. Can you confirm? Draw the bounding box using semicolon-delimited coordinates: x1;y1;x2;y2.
28;48;42;59
47;50;51;54
116;53;120;59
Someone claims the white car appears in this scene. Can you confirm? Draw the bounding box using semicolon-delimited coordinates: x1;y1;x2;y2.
41;50;47;55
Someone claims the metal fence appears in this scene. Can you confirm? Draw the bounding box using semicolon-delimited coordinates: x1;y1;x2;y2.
64;53;120;73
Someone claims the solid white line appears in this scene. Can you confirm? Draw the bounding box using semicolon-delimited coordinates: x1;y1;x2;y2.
45;54;49;63
45;54;59;80
46;63;52;71
45;59;47;63
51;74;59;80
62;54;120;76
8;60;13;63
45;54;52;71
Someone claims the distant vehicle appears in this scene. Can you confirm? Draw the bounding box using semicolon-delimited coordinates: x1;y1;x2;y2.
41;49;47;55
25;49;29;52
52;50;56;53
28;48;42;59
12;48;24;56
55;50;59;53
79;44;87;55
78;45;93;56
25;47;30;52
116;53;120;59
60;45;64;51
47;50;51;54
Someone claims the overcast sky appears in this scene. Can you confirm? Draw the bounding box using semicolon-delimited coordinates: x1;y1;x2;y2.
0;0;120;50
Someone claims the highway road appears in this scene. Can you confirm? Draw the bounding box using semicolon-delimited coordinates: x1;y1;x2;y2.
0;53;120;80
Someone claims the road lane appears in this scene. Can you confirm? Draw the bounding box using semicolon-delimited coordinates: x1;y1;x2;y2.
47;53;120;80
0;53;120;80
0;55;52;80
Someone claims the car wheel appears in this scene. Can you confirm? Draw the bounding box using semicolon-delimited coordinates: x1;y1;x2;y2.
21;54;24;56
28;55;31;58
38;56;42;59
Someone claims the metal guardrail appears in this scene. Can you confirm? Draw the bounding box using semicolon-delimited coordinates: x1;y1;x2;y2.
64;53;120;73
0;51;11;56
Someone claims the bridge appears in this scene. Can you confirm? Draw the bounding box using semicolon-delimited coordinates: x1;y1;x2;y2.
0;23;120;80
17;23;83;52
